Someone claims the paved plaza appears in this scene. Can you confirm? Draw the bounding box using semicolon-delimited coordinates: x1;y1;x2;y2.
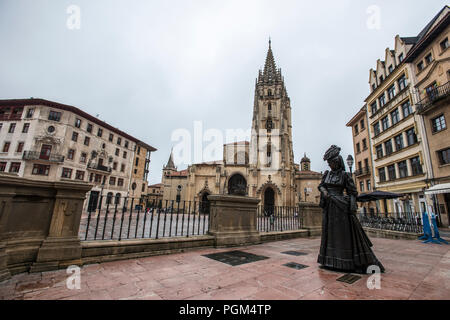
0;236;449;300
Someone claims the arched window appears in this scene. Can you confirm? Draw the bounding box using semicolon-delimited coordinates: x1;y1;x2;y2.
106;192;113;205
115;193;121;205
268;103;272;111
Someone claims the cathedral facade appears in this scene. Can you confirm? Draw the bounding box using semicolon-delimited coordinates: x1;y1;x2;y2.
160;42;321;209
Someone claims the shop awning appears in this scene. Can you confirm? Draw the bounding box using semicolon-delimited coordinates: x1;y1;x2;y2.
425;183;450;195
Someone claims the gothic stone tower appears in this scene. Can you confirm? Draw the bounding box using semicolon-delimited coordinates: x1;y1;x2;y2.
249;40;297;206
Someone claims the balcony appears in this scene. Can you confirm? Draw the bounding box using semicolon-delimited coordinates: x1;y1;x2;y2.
355;166;371;177
87;162;112;173
416;81;450;114
22;151;65;163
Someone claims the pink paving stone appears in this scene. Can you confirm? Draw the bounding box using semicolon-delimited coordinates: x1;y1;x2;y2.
1;236;450;300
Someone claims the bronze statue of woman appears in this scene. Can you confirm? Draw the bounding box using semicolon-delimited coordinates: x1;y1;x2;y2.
318;145;385;274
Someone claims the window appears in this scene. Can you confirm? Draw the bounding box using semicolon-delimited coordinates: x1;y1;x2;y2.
394;134;404;151
366;180;371;191
72;132;79;142
22;123;30;133
117;137;122;145
379;94;386;107
8;123;16;133
75;118;81;128
123;151;127;159
376;145;383;159
115;193;121;205
385;140;393;156
440;37;449;51
372;83;376;91
360;181;364;192
61;168;72;179
89;173;94;182
354;124;359;135
106;192;113;205
113;162;117;170
379;168;386;182
410;156;423;175
135;158;139;166
80;152;87;163
388;85;396;100
0;162;6;172
268;89;272;96
75;170;85;180
438;148;450;165
425;53;433;65
371;102;378;114
117;178;124;187
109;177;116;186
387;165;396;180
373;122;381;136
268;103;272;111
109;133;113;142
398;53;404;63
9;162;21;173
84;136;90;146
115;148;119;156
94;174;102;183
120;164;125;172
398;161;408;178
417;61;424;72
32;164;49;175
26;108;34;118
398;74;407;91
97;128;103;137
3;142;10;153
379;75;384;83
381;116;390;131
48;111;61;121
391;108;400;125
431;115;446;133
356;143;361;153
388;65;393;73
16;142;24;153
87;123;93;133
402;100;412;118
362;139;367;150
406;128;417;146
124;141;129;148
67;149;75;160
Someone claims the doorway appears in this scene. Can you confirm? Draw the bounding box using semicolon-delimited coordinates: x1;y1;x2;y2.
200;192;210;215
88;191;100;212
264;187;275;216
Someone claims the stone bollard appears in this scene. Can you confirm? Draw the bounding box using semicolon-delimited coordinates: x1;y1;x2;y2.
208;194;261;247
299;202;322;236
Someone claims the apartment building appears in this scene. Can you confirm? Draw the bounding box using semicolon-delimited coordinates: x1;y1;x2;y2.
405;10;450;227
0;98;156;212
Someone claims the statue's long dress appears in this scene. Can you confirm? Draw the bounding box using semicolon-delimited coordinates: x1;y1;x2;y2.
317;170;385;273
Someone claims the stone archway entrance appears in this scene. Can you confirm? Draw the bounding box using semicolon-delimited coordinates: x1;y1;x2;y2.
228;174;247;196
264;187;275;216
200;192;210;215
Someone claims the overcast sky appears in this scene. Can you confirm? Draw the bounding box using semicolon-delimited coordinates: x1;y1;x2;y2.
0;0;447;185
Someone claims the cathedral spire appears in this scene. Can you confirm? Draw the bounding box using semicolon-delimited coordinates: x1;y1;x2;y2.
262;39;281;83
165;148;175;169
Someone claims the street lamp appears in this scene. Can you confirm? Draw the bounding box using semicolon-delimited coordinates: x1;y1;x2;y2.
346;155;354;174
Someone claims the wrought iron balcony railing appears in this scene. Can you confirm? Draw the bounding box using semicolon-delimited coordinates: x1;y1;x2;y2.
354;166;371;177
416;81;450;113
87;162;112;173
22;151;65;163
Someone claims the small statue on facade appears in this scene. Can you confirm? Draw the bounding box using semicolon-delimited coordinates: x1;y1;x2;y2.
317;145;385;274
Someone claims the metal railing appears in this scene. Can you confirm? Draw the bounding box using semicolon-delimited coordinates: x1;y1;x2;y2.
417;81;450;113
87;163;112;173
79;197;210;241
355;166;371;177
256;205;303;233
358;211;423;234
22;151;65;163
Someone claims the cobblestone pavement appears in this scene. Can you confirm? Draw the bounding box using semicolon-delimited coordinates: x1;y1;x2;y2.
0;237;449;300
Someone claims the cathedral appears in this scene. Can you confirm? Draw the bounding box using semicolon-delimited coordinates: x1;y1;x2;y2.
160;41;321;209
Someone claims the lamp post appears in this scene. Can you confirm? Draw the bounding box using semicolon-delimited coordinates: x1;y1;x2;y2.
346;155;354;174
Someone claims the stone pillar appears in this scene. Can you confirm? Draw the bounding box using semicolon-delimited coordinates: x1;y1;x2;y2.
208;195;261;247
30;182;92;273
299;202;322;236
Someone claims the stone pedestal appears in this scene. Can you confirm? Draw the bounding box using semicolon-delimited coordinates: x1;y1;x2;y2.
299;202;322;236
31;182;90;273
0;243;11;282
208;195;261;247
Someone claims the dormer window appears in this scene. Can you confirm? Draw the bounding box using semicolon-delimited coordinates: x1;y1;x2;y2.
379;75;384;83
398;53;404;63
388;65;393;73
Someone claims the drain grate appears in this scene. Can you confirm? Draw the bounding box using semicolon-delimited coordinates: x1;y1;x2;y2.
281;251;308;256
283;262;309;270
336;274;361;284
202;250;269;266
